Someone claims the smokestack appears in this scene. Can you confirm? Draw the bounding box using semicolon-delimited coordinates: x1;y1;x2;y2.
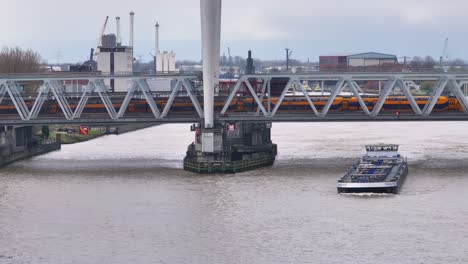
246;50;255;74
155;22;160;55
201;0;222;129
129;12;135;47
155;22;160;72
116;16;122;46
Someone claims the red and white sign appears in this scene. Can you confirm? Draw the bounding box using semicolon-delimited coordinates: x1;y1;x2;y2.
228;123;236;131
79;126;90;135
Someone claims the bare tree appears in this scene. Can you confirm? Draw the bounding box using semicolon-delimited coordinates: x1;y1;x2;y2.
423;55;436;69
410;56;423;68
0;46;43;73
450;58;465;67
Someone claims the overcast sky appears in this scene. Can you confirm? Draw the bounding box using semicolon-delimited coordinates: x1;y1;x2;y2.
2;0;468;63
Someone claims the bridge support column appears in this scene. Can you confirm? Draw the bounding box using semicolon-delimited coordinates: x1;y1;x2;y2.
0;126;61;167
184;122;277;174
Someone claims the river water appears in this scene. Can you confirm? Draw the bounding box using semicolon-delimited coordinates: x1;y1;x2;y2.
1;122;468;264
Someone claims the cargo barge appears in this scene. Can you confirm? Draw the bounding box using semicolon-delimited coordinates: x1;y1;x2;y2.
337;144;408;194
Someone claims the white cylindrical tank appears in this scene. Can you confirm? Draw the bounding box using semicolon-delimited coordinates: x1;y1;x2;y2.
169;52;176;72
163;52;170;73
201;0;222;128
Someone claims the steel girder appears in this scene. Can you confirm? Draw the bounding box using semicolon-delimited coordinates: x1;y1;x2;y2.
0;76;199;122
161;78;204;118
2;73;468;124
118;79;161;119
220;74;468;119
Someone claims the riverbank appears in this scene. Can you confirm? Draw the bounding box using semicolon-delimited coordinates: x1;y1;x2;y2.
51;130;105;144
50;124;158;145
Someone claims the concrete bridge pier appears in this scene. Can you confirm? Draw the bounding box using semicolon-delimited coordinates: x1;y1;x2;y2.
1;126;34;157
183;122;277;174
0;126;60;167
185;0;277;174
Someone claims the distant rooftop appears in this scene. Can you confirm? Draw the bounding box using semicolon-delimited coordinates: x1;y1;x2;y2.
348;52;397;60
321;52;397;59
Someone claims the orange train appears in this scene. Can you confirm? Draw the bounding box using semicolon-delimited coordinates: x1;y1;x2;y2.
0;96;463;116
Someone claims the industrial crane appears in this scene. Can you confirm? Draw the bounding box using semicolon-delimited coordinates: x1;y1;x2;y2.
97;16;109;48
440;38;449;66
94;16;109;58
227;47;232;66
285;48;292;70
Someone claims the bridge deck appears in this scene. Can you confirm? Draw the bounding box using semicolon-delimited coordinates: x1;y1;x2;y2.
1;113;468;125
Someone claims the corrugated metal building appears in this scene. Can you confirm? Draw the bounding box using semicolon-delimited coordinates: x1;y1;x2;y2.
320;52;398;71
347;52;398;67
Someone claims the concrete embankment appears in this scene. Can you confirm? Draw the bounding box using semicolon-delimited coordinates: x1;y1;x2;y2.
0;142;61;167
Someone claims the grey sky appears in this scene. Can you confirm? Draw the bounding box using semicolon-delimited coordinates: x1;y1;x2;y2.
1;0;467;63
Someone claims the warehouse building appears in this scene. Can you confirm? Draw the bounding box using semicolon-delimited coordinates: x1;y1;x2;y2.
319;52;399;71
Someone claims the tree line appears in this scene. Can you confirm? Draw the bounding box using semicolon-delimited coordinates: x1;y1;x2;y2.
0;46;42;73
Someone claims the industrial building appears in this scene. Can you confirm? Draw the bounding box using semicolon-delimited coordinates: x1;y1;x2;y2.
96;14;135;92
156;51;177;73
154;23;177;73
319;52;399;71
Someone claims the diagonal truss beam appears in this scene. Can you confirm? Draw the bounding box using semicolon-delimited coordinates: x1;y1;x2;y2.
321;78;345;116
29;82;50;119
116;80;138;118
94;80;118;119
396;79;422;115
182;79;204;118
4;81;30;120
49;80;74;120
422;77;449;116
294;79;319;116
74;80;117;119
161;80;183;118
245;79;268;116
0;82;6;105
137;79;161;118
371;78;397;117
221;80;242;114
271;79;293;117
255;78;269;116
346;79;370;115
448;79;468;113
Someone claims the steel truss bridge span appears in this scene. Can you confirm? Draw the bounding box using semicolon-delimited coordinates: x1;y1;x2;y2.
1;73;468;125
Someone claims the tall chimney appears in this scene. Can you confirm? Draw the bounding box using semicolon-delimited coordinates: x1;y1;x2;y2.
155;23;160;55
155;22;160;72
116;16;122;46
129;12;135;47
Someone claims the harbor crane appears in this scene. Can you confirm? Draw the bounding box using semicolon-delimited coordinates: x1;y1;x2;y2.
285;48;292;70
97;16;109;48
440;38;449;66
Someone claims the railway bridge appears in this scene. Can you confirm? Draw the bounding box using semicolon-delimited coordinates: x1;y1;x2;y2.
2;0;468;173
